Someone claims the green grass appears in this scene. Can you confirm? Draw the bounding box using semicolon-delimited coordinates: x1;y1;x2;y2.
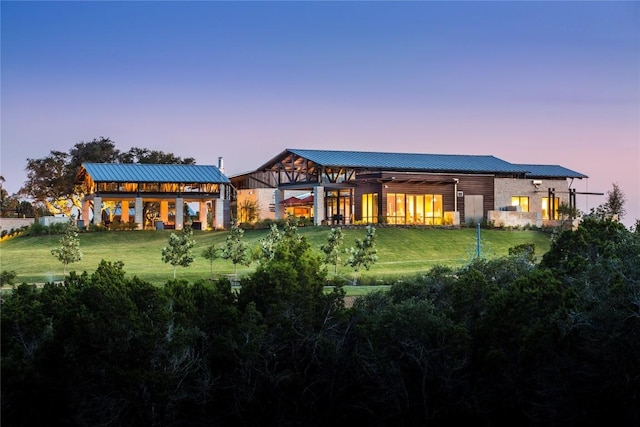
0;226;551;288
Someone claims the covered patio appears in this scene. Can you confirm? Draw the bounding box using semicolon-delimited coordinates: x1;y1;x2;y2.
76;163;231;230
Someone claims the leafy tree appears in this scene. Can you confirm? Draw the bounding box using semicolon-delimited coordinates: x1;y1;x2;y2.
50;216;82;275
0;176;10;216
508;242;536;263
321;226;344;276
119;147;195;164
67;137;122;173
222;222;251;275
162;226;196;279
557;202;579;220
201;243;221;277
592;182;626;220
22;150;76;217
0;177;38;218
540;216;629;277
255;223;282;262
345;225;378;285
0;270;17;286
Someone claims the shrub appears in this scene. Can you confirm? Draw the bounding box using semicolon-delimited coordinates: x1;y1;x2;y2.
0;270;17;286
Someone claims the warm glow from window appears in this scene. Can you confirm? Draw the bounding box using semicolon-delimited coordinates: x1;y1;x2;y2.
361;193;378;223
542;197;560;220
387;193;443;225
511;196;529;212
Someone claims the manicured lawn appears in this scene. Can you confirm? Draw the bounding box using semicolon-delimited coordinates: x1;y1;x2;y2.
1;226;551;290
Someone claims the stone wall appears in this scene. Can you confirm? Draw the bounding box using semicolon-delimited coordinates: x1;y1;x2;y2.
494;177;570;215
0;217;35;231
488;210;541;228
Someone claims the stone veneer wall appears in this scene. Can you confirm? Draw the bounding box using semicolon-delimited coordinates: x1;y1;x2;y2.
0;217;35;231
494;178;570;216
488;210;541;228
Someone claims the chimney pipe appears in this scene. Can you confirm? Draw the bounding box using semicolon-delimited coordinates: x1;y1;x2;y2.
218;156;224;173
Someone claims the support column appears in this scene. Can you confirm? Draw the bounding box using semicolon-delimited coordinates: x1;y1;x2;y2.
313;186;325;226
135;197;143;230
160;201;169;224
199;201;208;230
175;197;184;230
93;196;102;226
214;199;224;229
121;200;130;223
274;189;285;220
82;200;91;229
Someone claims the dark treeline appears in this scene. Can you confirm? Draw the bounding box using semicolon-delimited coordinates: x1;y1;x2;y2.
2;217;639;426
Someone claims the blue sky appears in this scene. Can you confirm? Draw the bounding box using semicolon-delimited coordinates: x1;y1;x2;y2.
2;1;639;225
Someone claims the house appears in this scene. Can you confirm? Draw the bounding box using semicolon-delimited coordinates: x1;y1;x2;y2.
76;162;231;230
230;148;588;227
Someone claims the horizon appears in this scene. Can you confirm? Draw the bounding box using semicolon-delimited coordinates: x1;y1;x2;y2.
1;1;638;226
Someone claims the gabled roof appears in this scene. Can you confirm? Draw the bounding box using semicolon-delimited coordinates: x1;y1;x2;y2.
261;148;525;174
516;164;587;179
81;163;230;183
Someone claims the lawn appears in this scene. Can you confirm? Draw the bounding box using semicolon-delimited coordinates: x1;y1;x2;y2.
1;226;551;290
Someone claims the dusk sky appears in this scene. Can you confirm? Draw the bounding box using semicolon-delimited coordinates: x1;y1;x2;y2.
2;1;639;226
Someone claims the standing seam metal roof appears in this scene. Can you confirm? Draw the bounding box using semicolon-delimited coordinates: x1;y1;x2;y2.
82;163;230;183
515;164;588;179
285;149;525;173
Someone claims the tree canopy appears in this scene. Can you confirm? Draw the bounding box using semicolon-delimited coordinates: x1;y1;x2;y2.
2;217;639;426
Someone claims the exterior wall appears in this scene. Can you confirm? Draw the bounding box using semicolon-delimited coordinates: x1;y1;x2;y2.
353;180;382;222
0;217;35;231
494;177;570;219
488;210;541;228
378;172;493;224
236;188;276;222
353;172;493;224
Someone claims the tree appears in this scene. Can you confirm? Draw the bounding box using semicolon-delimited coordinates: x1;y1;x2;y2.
0;176;9;216
162;226;196;279
22;150;76;217
119;147;195;164
255;223;282;262
50;216;82;276
593;182;626;220
238;218;333;324
201;243;221;277
345;225;378;285
222;222;251;275
321;227;344;276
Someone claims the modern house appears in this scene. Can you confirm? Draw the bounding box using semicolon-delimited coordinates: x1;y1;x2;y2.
76;162;231;230
230;148;588;227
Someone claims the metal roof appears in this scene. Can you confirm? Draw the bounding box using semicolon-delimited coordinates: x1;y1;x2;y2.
516;164;587;179
277;148;526;174
82;163;230;183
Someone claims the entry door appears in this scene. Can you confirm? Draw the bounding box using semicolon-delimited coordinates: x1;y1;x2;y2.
464;195;484;224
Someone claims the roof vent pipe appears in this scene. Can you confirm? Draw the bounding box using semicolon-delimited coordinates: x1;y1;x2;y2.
218;157;224;173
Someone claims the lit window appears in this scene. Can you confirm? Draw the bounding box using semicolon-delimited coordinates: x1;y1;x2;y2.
511;196;529;212
542;197;560;220
386;193;443;225
361;193;378;223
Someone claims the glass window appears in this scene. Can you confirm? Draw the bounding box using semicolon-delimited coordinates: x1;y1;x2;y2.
361;193;378;223
406;195;415;224
415;195;424;223
387;193;442;225
425;194;443;225
386;193;406;224
542;197;560;220
511;196;529;212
